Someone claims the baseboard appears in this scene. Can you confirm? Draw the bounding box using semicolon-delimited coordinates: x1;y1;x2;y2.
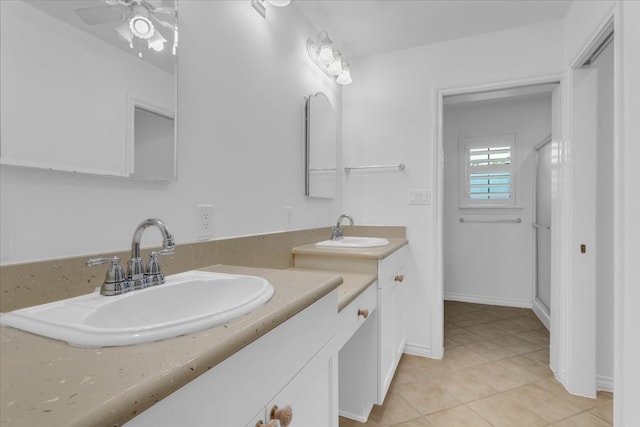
597;375;614;392
403;342;435;358
532;298;551;331
338;408;371;423
445;292;532;308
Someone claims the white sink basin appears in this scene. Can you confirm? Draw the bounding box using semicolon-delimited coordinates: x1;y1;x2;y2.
315;237;390;248
0;270;274;348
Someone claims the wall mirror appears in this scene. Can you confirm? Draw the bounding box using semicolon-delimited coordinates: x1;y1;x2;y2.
0;0;178;182
305;92;337;198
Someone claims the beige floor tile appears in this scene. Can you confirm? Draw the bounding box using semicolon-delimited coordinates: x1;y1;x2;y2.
534;377;612;411
551;411;612;426
496;355;553;381
428;370;499;403
488;334;546;354
503;383;584;423
441;346;490;370
490;317;542;334
426;405;493;427
518;327;551;346
465;323;509;338
396;381;462;415
522;348;550;364
590;400;613;424
391;415;435;427
466;360;536;392
468;393;549;427
367;391;421;426
464;340;517;361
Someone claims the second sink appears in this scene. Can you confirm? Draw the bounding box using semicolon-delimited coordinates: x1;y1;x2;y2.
315;237;390;248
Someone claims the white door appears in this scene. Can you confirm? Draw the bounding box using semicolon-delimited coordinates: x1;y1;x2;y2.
534;138;552;327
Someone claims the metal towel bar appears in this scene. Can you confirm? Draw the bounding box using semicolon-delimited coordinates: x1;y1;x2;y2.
344;163;405;173
459;217;522;223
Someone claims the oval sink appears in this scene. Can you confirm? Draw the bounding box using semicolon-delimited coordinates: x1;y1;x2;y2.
315;237;390;248
0;270;274;347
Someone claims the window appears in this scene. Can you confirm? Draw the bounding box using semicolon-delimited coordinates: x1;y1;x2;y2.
459;132;517;208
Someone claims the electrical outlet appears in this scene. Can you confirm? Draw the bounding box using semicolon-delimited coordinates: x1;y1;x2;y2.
197;204;214;238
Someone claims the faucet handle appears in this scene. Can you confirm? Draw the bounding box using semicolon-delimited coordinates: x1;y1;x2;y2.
144;252;165;286
86;257;130;296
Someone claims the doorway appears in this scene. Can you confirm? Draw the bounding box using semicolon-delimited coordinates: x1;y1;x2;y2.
442;84;556;318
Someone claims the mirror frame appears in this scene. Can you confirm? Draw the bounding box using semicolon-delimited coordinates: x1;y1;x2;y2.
304;92;337;198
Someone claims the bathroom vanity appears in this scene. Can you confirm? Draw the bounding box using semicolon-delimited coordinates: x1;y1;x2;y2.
0;230;408;426
292;238;409;421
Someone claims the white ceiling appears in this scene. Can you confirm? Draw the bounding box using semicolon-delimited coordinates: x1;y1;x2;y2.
295;0;573;59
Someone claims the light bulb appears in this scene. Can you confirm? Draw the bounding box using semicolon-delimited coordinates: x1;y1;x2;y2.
129;15;154;39
336;59;352;85
318;44;334;66
327;58;343;76
337;69;352;85
147;31;167;52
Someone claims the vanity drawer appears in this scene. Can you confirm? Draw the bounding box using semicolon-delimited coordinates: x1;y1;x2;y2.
335;282;377;350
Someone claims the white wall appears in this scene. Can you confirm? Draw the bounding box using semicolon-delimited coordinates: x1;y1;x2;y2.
443;95;551;307
342;20;564;356
0;1;342;264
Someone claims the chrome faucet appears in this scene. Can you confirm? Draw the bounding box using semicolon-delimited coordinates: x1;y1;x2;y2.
86;218;175;296
331;214;354;240
128;218;175;290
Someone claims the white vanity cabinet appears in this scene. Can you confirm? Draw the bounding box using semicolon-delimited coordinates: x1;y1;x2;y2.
125;291;338;427
376;245;407;404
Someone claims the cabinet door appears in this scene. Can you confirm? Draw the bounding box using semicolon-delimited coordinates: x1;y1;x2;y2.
267;350;337;427
376;246;407;405
393;266;407;361
377;280;396;404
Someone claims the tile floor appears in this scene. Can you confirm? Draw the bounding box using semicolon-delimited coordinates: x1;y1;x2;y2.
339;301;613;427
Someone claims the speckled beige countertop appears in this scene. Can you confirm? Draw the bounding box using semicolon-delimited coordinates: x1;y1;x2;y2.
290;268;376;312
291;238;408;260
0;265;342;427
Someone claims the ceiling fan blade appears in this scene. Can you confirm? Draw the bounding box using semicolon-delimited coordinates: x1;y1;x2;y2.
75;6;124;26
151;7;174;15
150;15;175;31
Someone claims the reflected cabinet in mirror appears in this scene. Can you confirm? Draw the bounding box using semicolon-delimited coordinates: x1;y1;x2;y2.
305;92;337;199
0;0;178;182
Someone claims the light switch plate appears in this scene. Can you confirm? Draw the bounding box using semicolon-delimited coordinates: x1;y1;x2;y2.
408;189;430;205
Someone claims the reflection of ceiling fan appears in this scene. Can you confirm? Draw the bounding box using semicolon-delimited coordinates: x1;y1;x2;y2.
76;0;176;54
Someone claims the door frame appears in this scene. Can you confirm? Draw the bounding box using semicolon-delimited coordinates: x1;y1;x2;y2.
433;74;562;361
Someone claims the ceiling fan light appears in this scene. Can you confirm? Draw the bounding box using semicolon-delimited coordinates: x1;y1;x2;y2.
268;0;291;6
130;15;154;39
147;31;167;52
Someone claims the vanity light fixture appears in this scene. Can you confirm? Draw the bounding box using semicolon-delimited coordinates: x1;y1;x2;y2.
307;31;352;85
252;0;291;18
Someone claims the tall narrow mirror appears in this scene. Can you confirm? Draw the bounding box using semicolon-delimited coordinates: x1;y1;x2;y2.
305;92;337;198
0;0;178;181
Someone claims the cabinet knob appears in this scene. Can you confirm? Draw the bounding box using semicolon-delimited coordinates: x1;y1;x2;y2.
270;404;293;427
357;308;369;318
394;274;405;283
255;421;277;427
